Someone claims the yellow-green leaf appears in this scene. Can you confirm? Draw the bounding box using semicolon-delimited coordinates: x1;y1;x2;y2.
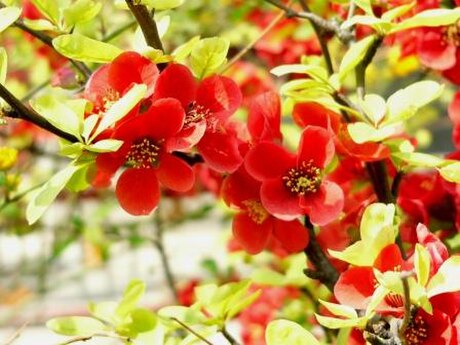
53;33;123;63
339;35;376;80
190;37;229;79
0;6;21;32
266;320;320;345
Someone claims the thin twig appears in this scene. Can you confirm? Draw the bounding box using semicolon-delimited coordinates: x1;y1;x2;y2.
399;271;412;340
220;6;286;73
221;326;241;345
153;207;179;303
303;217;339;291
124;0;164;52
57;332;128;345
102;20;137;42
171;318;215;345
2;322;28;345
0;83;79;143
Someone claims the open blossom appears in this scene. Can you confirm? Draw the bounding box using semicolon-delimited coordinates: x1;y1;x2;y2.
94;98;195;215
244;126;344;225
152;63;243;173
222;165;308;254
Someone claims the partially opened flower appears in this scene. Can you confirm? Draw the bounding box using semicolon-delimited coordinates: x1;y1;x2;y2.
244;126;344;225
222;165;308;254
85;51;159;114
94;98;195;215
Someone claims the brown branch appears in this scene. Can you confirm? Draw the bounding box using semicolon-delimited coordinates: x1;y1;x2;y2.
0;83;79;143
303;217;339;291
221;326;241;345
399;271;412;340
124;0;164;52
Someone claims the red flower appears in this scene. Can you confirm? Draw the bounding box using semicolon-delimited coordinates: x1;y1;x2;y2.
247;91;282;144
153;63;243;172
334;244;407;312
85;51;159;114
222;165;308;254
244;126;344;225
95;98;194;215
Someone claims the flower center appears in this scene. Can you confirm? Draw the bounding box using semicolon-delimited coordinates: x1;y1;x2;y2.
404;314;429;345
282;160;322;195
443;20;460;47
102;88;120;110
126;137;161;169
242;200;269;224
186;102;212;128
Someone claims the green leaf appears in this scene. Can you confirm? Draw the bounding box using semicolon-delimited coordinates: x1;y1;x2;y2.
172;35;200;63
414;244;431;287
381;3;415;21
384;81;443;126
47;316;106;336
439;162;460;183
226;289;261;320
329;203;396;266
353;0;373;15
91;84;147;140
315;314;368;329
336;328;353;345
116;279;146;319
63;0;102;30
318;300;357;319
347;122;398;143
53;33;123;63
88;301;119;324
341;15;391;34
22;18;57;31
265;320;320;345
85;139;124;153
190;37;229;79
339;35;376;80
117;308;157;337
0;6;21;32
0;48;7;84
141;0;185;10
391;8;460;32
26;163;81;224
30;0;58;24
30;94;83;140
360;94;387;126
271;64;329;82
82;114;99;143
427;256;460;297
251;268;286;286
158;306;207;326
392;152;445;168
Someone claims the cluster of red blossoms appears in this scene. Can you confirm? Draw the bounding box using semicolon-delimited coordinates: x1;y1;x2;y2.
81;50;376;255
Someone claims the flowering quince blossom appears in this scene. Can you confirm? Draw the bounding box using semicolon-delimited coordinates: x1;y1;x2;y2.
222;165;308;254
329;221;460;345
152;63;244;173
244;125;344;225
84;51;159;117
94;98;195;215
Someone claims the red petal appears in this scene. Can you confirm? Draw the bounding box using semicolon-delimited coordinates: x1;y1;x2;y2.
232;213;272;254
416;223;449;274
115;168;160;215
115;98;185;142
334;267;376;309
156;153;195;192
221;166;261;208
248;91;282;143
300;181;344;226
418;29;456;70
108;51;159;96
298;126;335;168
196;76;242;120
293;102;341;133
244;142;296;181
448;92;460;125
260;178;304;221
272;218;309;253
373;244;403;272
197;131;243;173
153;63;197;108
84;65;111;109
